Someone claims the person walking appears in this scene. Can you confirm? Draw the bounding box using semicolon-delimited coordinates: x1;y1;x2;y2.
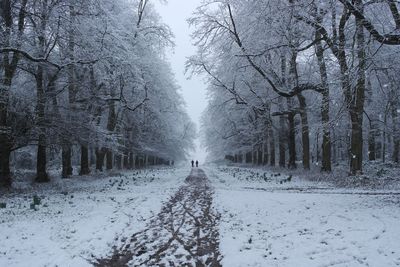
191;160;194;167
195;160;199;167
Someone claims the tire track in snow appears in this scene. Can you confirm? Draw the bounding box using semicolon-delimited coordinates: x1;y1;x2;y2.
94;168;222;267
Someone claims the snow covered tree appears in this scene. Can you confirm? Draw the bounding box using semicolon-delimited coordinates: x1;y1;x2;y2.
0;0;195;187
190;0;400;175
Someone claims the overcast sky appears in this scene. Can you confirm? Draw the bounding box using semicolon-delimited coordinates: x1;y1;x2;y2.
154;0;208;163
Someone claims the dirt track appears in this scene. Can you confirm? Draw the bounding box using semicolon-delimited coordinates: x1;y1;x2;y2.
95;168;222;267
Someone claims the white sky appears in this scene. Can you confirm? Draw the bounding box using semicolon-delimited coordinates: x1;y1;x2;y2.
154;0;208;163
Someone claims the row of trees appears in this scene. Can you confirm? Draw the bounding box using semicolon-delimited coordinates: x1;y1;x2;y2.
0;0;195;187
189;0;400;174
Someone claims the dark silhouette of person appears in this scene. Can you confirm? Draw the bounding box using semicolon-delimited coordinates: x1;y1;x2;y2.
191;160;194;167
196;160;199;167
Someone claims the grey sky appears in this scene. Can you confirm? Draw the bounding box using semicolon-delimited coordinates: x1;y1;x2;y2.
154;0;208;163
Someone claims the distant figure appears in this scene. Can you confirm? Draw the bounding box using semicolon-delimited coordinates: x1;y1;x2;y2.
191;160;194;167
196;160;199;167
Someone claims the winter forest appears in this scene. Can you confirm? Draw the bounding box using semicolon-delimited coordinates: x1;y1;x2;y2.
0;0;195;186
1;0;400;266
193;0;400;174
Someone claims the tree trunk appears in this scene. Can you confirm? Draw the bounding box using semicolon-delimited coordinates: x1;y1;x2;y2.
0;143;11;187
129;152;134;169
368;120;377;161
106;150;113;170
269;127;276;166
297;94;310;170
279;55;287;168
258;149;263;165
349;112;363;173
62;5;77;179
35;63;49;183
36;134;48;183
0;0;28;187
393;138;400;163
0;76;12;187
0;0;13;188
332;128;337;164
314;20;332;172
263;142;269;165
80;145;90;175
90;148;95;166
316;132;320;163
349;0;366;174
123;152;129;169
115;154;122;169
62;145;73;178
103;91;117;171
95;148;106;171
392;100;400;163
368;131;376;161
35;2;50;183
287;112;297;169
326;4;363;173
278;112;286;167
382;104;390;162
382;128;386;163
288;48;306;170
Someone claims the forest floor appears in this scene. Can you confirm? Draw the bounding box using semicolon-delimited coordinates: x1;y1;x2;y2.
207;165;400;267
1;165;400;266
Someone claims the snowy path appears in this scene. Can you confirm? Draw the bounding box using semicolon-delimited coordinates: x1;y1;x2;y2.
1;166;400;266
95;168;222;267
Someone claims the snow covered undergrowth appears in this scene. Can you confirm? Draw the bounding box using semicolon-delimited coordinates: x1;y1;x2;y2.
221;161;400;190
206;166;400;267
0;167;189;267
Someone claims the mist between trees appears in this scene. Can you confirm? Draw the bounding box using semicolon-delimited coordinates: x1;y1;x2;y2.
187;0;400;174
0;0;196;187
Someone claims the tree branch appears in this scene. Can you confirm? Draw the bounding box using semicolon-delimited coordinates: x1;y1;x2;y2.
338;0;400;45
0;47;98;69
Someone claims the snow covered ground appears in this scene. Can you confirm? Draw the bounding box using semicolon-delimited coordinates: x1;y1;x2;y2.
1;165;400;266
0;167;188;267
206;166;400;267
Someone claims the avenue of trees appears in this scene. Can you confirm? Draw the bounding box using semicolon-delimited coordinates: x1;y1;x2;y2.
189;0;400;174
0;0;195;187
